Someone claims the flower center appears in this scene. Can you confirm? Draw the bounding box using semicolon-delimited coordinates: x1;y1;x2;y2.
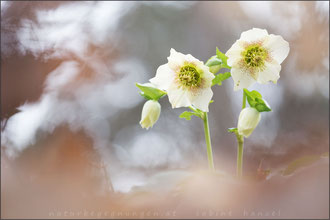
178;65;201;87
242;45;268;69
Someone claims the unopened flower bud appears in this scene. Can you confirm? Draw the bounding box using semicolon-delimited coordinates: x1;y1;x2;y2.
140;100;161;129
237;107;261;138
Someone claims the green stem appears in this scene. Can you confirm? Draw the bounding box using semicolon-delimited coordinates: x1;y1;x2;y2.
236;133;244;178
236;90;246;178
203;112;215;171
242;92;247;109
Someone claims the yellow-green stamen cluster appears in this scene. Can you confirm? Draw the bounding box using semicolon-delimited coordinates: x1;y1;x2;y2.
242;45;268;69
178;65;201;87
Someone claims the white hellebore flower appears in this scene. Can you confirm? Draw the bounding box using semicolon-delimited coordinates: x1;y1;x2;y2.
237;107;261;138
226;28;290;91
150;48;215;112
140;100;161;129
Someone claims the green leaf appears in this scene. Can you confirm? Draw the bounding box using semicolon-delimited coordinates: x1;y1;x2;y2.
249;90;262;98
243;89;272;112
227;127;238;133
255;98;272;112
282;155;321;176
212;72;231;86
216;47;230;69
136;83;166;101
179;111;202;120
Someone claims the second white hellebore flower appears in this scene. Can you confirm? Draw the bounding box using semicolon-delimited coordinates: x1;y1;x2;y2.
237;107;261;138
226;28;290;91
140;100;161;129
150;49;215;112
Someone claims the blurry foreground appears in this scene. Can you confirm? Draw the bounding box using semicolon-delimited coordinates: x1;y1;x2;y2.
2;129;329;218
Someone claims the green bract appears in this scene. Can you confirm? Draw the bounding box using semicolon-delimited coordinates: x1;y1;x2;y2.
206;47;232;87
205;47;231;74
216;47;230;69
227;127;238;133
243;88;271;112
179;107;204;120
212;72;231;86
136;83;166;101
179;111;202;120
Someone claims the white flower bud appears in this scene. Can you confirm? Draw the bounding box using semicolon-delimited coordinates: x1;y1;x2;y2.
140;100;161;129
237;107;261;138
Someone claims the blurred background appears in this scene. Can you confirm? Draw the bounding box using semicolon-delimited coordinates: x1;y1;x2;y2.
1;1;329;219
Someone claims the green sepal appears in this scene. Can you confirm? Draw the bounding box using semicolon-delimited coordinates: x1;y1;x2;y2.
136;83;166;101
179;111;202;120
212;72;231;86
243;89;272;112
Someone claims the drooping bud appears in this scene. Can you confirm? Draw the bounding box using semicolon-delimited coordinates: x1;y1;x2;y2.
140;100;161;129
237;107;261;138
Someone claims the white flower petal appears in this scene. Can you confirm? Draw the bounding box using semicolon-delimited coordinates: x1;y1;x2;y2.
257;61;281;84
167;48;186;70
167;83;191;109
149;48;215;111
185;54;202;65
227;28;289;90
226;40;244;67
240;28;268;43
263;34;290;64
189;87;213;112
200;66;215;87
231;67;256;91
149;64;175;90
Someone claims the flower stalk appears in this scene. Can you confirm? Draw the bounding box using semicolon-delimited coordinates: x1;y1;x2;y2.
242;91;247;109
235;131;244;178
203;112;215;171
236;91;247;177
